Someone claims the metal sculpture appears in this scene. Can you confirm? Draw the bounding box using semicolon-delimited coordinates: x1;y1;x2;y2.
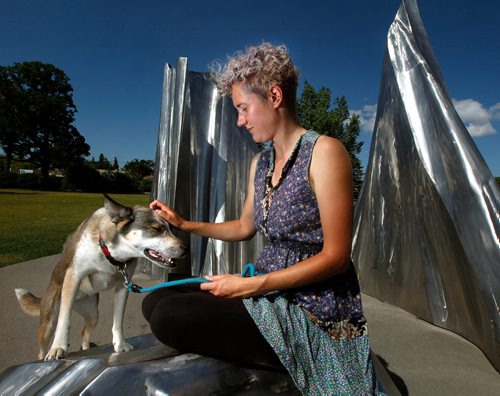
0;334;299;394
352;0;500;370
148;57;263;279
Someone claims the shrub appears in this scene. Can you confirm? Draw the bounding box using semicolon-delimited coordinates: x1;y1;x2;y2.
45;176;63;191
0;171;18;188
63;164;104;192
17;173;42;189
139;177;152;193
103;171;139;194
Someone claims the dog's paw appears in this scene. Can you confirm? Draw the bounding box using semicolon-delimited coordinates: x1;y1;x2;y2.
113;341;133;353
45;347;66;361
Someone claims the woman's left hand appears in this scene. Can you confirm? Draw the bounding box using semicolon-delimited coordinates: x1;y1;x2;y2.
200;274;259;298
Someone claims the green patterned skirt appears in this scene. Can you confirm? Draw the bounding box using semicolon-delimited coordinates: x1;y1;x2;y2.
243;293;383;395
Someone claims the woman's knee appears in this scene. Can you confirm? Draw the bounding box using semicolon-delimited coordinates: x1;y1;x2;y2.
148;300;189;349
142;288;180;322
141;292;158;322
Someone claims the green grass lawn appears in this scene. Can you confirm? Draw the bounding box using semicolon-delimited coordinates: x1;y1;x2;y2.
0;189;150;267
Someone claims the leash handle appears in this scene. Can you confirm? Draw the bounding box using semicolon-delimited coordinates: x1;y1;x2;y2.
241;263;256;277
134;277;209;293
124;263;257;293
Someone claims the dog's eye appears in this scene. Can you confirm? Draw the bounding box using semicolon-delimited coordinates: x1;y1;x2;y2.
151;224;166;233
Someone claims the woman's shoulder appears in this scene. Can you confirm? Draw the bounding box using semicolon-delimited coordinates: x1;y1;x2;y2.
250;150;266;171
250;151;262;165
310;135;352;175
309;134;352;195
313;135;349;158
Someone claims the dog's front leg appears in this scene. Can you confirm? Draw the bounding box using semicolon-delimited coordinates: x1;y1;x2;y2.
112;284;133;353
45;268;82;360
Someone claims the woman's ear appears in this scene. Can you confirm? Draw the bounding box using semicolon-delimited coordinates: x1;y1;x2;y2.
268;84;284;108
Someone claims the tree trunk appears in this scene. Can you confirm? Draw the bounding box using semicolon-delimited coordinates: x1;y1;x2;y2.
3;151;12;172
41;165;50;189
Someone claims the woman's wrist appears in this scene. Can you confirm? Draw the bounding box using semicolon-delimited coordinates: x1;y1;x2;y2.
247;273;270;297
178;219;193;233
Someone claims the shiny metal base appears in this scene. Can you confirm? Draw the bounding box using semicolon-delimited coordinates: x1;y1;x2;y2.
0;333;398;395
0;334;301;395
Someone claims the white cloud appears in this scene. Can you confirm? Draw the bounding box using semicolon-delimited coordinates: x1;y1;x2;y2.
452;98;499;137
351;104;377;134
489;103;500;120
352;99;499;137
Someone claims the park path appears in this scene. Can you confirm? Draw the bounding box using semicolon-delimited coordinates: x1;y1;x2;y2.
1;255;499;395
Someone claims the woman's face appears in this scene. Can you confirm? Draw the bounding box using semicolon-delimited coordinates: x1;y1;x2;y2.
231;82;278;143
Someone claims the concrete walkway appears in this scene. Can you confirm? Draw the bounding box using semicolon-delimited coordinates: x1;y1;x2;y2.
1;255;499;395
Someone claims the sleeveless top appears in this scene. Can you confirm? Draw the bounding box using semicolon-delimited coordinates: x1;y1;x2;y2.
243;131;380;394
253;130;367;340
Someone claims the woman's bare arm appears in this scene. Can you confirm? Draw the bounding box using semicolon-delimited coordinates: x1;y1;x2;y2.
201;136;354;297
151;154;259;242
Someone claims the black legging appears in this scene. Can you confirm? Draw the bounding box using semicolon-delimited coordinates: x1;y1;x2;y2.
142;282;285;372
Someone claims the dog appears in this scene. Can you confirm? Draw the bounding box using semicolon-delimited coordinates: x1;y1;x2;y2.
15;194;186;361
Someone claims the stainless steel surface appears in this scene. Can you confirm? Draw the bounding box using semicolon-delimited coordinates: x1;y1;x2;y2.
148;57;263;279
352;0;500;370
0;334;300;395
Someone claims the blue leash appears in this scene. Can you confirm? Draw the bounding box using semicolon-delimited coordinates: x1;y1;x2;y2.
120;263;257;293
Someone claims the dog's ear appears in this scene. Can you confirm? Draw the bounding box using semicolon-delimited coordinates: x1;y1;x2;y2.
103;193;134;225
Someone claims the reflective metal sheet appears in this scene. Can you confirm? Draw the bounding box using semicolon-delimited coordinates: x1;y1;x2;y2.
148;58;263;278
79;353;299;395
0;334;300;395
352;0;500;370
0;360;69;395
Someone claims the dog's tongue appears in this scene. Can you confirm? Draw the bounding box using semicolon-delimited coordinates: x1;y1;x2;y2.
149;250;161;259
145;249;175;268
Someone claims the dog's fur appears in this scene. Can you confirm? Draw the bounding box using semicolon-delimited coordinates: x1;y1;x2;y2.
15;194;186;361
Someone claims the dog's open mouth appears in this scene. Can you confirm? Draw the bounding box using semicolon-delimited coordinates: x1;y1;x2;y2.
144;249;176;269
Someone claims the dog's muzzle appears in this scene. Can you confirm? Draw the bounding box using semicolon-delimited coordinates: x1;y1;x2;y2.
144;249;176;269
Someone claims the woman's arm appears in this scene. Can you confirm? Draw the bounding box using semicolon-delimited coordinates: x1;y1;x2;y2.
150;154;259;242
201;136;353;297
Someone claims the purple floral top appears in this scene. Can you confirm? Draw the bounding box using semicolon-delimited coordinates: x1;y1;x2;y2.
253;130;367;339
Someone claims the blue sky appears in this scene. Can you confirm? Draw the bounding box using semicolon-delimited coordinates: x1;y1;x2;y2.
1;0;499;175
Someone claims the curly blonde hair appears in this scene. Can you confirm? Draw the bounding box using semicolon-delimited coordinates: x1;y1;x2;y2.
210;42;300;114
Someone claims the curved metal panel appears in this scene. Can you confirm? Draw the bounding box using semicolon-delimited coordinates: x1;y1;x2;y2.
0;334;300;395
149;59;263;278
352;0;500;370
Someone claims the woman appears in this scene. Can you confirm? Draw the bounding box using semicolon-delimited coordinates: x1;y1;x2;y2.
143;43;378;394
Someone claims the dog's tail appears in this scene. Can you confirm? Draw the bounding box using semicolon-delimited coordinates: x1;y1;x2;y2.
14;288;41;316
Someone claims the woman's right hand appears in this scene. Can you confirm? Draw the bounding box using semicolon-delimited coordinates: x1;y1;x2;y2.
150;200;188;231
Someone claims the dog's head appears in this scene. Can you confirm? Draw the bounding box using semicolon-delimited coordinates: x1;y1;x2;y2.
103;194;187;269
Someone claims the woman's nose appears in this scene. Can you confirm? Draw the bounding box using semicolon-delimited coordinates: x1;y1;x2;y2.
237;113;246;127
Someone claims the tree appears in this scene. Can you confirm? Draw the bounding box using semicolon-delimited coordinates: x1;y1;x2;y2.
96;153;113;170
63;163;103;192
86;154;116;171
0;62;89;186
122;159;155;180
0;66;29;171
297;81;364;198
112;156;119;170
